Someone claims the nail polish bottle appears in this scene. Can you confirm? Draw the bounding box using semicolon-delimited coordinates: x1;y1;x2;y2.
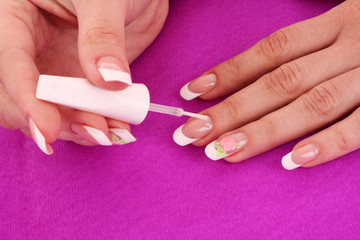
36;75;150;125
36;75;208;124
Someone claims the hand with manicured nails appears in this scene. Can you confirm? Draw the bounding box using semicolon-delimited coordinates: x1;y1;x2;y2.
173;0;360;170
0;0;169;154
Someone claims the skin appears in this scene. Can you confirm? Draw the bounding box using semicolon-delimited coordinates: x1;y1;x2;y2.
189;0;360;168
0;0;169;146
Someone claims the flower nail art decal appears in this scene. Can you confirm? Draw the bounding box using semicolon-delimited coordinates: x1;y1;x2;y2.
109;128;136;145
205;132;248;161
214;137;243;157
111;134;129;145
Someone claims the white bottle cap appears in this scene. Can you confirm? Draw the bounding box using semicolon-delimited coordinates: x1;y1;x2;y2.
36;75;150;125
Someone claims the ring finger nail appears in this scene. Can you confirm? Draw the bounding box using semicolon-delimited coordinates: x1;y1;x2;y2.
282;143;319;170
109;128;136;145
71;123;112;146
173;116;213;146
205;132;248;161
180;73;217;100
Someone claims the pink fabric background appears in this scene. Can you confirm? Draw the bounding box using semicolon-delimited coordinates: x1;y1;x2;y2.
1;0;359;239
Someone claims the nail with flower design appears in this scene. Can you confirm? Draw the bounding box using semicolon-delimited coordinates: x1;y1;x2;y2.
109;128;136;145
205;132;248;161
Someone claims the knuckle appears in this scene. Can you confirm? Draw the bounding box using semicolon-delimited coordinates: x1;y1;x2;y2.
331;124;355;152
257;30;291;60
221;98;242;122
264;62;304;99
302;84;339;120
258;117;279;142
223;56;243;77
83;22;122;45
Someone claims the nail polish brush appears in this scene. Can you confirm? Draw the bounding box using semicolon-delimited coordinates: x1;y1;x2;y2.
148;103;208;121
36;75;208;124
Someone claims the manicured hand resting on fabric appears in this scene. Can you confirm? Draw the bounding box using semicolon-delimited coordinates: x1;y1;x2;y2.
173;0;360;170
0;0;168;154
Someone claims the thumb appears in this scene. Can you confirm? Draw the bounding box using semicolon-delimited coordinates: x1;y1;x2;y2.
75;0;132;90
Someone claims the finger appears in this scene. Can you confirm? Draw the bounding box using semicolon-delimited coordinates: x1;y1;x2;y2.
58;107;136;146
173;42;360;147
124;0;169;63
58;106;112;146
203;66;360;162
0;50;61;155
282;107;360;170
180;9;342;101
74;0;132;90
0;13;61;154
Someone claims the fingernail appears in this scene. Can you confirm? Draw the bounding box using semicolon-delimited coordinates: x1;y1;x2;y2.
282;144;319;170
173;117;213;146
180;73;217;100
97;56;132;85
205;132;248;161
71;124;112;146
28;117;53;155
109;128;136;145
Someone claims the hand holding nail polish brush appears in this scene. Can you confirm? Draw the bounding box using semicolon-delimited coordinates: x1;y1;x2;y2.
36;75;207;124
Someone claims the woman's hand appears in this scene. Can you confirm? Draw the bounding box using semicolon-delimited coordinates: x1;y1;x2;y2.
0;0;169;154
173;0;360;170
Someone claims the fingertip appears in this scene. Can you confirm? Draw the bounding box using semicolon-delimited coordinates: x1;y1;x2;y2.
84;61;132;91
28;116;56;155
97;56;132;86
30;103;62;144
281;151;301;170
180;73;217;101
204;140;223;161
180;83;202;101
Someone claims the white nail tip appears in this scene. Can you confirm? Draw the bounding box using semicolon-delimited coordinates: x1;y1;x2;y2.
29;118;51;155
98;68;132;85
173;125;198;146
83;126;112;146
180;83;203;101
205;141;230;161
109;128;136;143
281;151;301;170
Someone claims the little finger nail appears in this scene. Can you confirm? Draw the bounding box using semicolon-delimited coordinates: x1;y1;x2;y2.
173;117;213;146
97;56;132;85
282;143;319;170
109;128;136;145
180;73;217;100
205;132;248;161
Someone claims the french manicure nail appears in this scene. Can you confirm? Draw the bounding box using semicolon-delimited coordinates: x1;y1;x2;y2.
205;132;248;161
28;117;53;155
109;128;136;145
71;124;112;146
173;117;213;146
97;56;132;85
282;144;319;170
180;73;217;100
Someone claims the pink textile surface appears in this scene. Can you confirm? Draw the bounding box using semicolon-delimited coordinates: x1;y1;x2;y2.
0;0;359;239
